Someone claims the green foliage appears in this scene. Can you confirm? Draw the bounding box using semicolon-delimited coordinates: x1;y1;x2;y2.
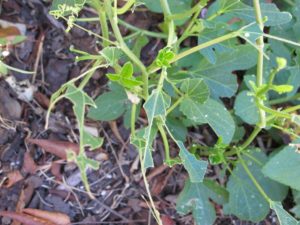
176;179;228;225
262;143;300;190
47;0;300;224
180;99;235;144
88;84;129;121
224;151;288;222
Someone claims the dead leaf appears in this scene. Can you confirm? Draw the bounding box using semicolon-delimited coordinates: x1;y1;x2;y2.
34;92;50;109
23;208;70;225
4;170;24;188
50;161;62;180
11;188;25;225
161;215;175;225
0;211;54;225
27;138;79;159
22;152;38;174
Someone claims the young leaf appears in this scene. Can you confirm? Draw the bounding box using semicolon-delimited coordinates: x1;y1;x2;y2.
180;98;235;144
262;144;300;190
155;48;175;68
176;179;228;225
270;201;299;225
107;62;143;89
180;78;210;104
270;84;294;94
224;151;288;222
234;91;259;125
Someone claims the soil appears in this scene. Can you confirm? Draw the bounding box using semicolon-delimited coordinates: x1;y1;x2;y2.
0;1;284;225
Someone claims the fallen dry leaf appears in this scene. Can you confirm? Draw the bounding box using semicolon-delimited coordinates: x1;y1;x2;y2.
161;215;176;225
27;138;79;159
22;151;38;174
0;211;54;225
50;161;63;180
23;208;70;225
4;170;24;188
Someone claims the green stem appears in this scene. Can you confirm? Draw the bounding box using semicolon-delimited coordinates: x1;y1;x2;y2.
149;31;239;74
104;1;149;99
257;102;291;119
166;96;184;115
157;123;170;163
118;19;168;39
76;17;168;39
176;0;207;47
78;60;102;89
160;0;176;47
239;126;261;150
268;93;300;105
238;152;271;202
131;103;137;135
253;0;266;128
117;0;135;15
91;0;110;47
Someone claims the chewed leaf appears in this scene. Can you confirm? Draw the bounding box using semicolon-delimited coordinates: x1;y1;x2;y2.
178;141;208;183
176;179;228;225
270;201;299;225
82;130;103;150
180;98;235;144
141;90;171;168
164;125;207;183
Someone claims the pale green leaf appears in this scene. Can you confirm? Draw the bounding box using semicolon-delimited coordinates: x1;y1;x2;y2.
270;201;299;225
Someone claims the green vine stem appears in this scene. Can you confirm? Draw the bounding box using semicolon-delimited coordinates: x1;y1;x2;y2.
117;0;135;15
238;151;271;203
157;123;171;163
269;93;300;105
253;0;266;128
130;103;137;135
160;0;176;47
90;0;110;47
148;30;240;74
176;0;208;47
104;0;149;99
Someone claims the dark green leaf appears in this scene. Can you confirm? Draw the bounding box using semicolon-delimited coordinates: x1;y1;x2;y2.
224;151;288;222
180;98;235;144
